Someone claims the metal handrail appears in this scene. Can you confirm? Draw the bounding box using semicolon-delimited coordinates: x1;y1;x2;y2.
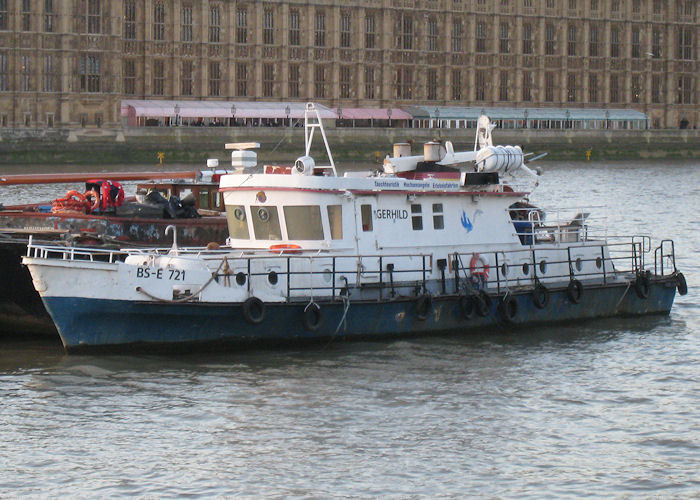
26;234;675;303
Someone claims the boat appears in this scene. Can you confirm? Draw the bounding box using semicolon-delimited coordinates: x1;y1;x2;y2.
1;167;230;335
22;103;688;352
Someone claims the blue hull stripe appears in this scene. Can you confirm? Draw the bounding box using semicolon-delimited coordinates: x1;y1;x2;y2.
43;280;677;350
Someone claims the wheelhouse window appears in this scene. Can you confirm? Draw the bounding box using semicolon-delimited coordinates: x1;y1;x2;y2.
432;203;444;230
251;206;281;241
226;205;250;240
361;204;372;231
284;206;323;240
327;205;343;240
411;204;423;230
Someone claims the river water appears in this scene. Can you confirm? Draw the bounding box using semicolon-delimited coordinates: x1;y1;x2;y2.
1;160;698;498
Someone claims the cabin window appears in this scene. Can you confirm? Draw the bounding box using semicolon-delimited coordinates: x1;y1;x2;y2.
225;205;250;239
251;205;282;240
361;204;373;231
199;190;210;209
284;205;324;240
411;204;423;230
178;188;193;202
432;203;444;230
327;205;343;240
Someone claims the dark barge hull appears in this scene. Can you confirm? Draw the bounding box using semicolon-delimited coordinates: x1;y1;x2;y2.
41;276;679;353
0;212;228;337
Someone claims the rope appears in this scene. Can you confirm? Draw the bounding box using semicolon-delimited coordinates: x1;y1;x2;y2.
615;281;632;310
322;277;350;350
135;258;227;303
269;133;288;154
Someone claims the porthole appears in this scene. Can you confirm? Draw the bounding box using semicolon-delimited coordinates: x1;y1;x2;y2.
575;257;583;272
522;263;530;276
268;271;278;285
234;207;246;221
323;269;333;283
539;260;548;274
501;263;509;277
235;272;247;286
596;257;603;269
257;207;270;222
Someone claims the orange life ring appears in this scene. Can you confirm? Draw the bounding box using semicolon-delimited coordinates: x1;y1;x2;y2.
469;253;490;280
84;189;100;212
269;244;302;254
64;190;86;202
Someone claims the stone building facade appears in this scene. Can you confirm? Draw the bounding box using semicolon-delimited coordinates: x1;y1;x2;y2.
0;0;697;129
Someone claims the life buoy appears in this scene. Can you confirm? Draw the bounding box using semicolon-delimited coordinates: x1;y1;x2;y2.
476;290;492;317
302;302;323;331
567;279;584;304
500;295;519;323
675;272;688;296
84;189;100;213
269;244;302;254
532;283;549;309
415;294;432;321
241;296;265;324
634;274;650;299
459;294;475;320
469;253;490;281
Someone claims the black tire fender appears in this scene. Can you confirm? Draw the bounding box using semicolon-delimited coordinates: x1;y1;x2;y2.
459;294;475;320
415;294;432;321
634;274;650;299
532;283;549;309
302;302;323;331
476;291;492;317
242;297;265;325
675;272;688;296
500;295;519;323
567;279;584;304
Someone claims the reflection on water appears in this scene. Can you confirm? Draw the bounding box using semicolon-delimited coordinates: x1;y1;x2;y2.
0;160;698;497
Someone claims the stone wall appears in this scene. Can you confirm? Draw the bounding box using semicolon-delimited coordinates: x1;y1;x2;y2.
0;127;698;165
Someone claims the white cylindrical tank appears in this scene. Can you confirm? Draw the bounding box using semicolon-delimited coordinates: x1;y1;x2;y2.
424;142;441;162
393;143;411;158
476;145;524;173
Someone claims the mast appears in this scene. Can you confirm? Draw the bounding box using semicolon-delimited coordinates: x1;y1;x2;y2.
304;103;337;177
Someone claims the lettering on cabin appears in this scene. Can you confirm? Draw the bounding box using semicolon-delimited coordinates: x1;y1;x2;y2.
373;209;409;220
372;180;460;190
374;180;400;188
